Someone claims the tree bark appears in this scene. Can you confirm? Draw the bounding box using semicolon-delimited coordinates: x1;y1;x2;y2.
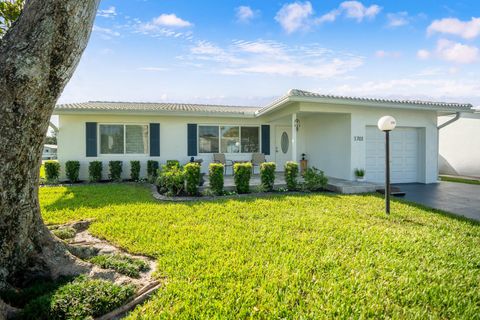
0;0;100;297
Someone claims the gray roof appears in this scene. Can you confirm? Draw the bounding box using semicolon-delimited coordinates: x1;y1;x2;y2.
55;89;474;117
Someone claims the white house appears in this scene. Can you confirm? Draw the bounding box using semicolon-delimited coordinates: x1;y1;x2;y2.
53;89;473;183
42;144;57;160
439;111;480;178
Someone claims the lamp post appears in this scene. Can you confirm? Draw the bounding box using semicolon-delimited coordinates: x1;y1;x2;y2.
377;116;397;214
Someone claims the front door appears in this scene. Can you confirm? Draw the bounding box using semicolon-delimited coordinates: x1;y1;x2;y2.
275;126;292;171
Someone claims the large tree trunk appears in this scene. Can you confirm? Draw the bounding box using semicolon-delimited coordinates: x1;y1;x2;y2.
0;0;100;299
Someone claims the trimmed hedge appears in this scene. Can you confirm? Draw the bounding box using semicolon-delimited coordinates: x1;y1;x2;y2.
184;162;201;196
234;162;252;194
166;160;180;169
44;161;60;183
260;162;276;191
157;165;184;196
209;163;224;195
284;161;299;191
109;161;123;182
65;161;80;183
147;160;159;183
89;161;102;182
302;167;328;191
130;161;141;181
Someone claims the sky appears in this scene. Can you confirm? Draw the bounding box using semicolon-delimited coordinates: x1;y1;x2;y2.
59;0;480;108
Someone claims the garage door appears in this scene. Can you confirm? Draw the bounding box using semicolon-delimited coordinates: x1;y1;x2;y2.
366;127;420;183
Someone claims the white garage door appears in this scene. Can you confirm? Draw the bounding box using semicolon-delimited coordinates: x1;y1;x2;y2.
366;127;420;183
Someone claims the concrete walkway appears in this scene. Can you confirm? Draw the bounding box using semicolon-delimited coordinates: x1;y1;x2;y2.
393;182;480;222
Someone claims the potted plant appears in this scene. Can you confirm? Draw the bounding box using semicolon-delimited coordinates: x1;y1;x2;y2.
354;168;365;182
300;153;308;174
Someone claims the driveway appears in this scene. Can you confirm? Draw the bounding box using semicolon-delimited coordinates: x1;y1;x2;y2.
393;182;480;222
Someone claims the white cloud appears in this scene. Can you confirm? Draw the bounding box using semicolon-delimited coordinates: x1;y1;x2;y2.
375;50;401;58
236;6;257;23
340;1;381;22
93;26;120;39
152;14;192;28
417;49;431;60
275;1;314;33
427;17;480;39
97;6;116;18
436;39;479;64
316;10;340;24
387;12;409;27
138;67;168;72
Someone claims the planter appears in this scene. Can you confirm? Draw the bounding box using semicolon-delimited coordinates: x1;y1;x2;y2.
355;177;365;182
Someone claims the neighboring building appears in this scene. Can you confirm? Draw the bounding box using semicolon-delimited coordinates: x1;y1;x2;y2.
439;111;480;178
42;144;58;160
53;89;473;183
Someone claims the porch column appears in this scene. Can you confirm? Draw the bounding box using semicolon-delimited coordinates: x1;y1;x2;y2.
292;113;298;162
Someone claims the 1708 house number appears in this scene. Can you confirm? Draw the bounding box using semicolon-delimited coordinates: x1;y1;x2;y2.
354;136;364;142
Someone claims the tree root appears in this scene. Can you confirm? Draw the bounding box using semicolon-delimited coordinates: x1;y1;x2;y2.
0;298;20;320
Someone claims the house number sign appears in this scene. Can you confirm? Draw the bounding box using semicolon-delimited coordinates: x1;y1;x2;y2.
354;136;364;142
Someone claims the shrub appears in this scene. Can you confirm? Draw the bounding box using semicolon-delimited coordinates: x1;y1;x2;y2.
209;163;224;195
130;161;141;181
302;167;328;191
260;162;276;192
157;165;184;196
65;161;80;183
166;160;180;169
89;161;102;182
109;161;123;182
284;161;299;191
89;254;149;278
354;168;365;178
234;162;252;194
147;160;159;183
52;227;76;240
44;161;60;183
184;162;201;196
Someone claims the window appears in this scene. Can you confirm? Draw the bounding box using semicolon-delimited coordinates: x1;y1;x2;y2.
198;125;260;153
199;125;219;153
99;124;149;155
241;127;259;153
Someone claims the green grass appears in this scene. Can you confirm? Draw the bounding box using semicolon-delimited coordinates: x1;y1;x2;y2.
40;184;480;319
51;226;76;240
89;254;149;278
39;163;45;179
440;175;480;185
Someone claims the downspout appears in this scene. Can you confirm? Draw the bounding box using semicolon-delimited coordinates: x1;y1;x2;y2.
437;112;461;129
436;112;461;181
49;121;59;133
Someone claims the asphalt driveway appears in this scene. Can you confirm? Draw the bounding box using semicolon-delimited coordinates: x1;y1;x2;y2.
393;182;480;222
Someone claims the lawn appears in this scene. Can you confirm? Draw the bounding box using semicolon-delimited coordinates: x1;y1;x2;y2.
440;175;480;185
40;184;480;319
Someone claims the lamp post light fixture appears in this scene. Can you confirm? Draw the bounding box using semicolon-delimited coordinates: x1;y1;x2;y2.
377;116;397;214
294;118;300;131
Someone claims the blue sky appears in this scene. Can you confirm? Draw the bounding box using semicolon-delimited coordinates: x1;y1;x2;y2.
59;0;480;107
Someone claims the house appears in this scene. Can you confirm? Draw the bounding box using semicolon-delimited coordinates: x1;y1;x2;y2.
42;144;58;160
439;111;480;178
53;89;473;183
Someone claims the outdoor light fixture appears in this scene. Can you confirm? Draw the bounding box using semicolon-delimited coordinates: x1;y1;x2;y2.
294;118;300;131
377;115;397;214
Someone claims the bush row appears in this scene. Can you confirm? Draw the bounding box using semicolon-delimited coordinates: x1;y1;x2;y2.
156;162;202;196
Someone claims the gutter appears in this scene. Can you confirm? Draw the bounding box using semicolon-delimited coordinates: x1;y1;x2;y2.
437;112;461;129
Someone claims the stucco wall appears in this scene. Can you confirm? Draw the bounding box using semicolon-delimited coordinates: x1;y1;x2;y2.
439;113;480;177
57;114;275;180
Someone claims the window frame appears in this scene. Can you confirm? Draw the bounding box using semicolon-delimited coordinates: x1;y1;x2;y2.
197;124;261;155
98;123;150;156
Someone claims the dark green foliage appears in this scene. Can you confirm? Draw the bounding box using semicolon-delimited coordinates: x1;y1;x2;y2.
209;163;224;195
302;167;328;191
44;161;60;183
88;161;102;182
0;0;24;37
89;254;149;278
51;227;76;240
260;162;276;191
234;162;252;194
184;162;201;196
354;168;365;178
284;161;299;190
20;276;135;320
147;160;159;183
130;161;141;181
166;160;180;169
157;165;185;196
65;161;80;183
109;161;123;182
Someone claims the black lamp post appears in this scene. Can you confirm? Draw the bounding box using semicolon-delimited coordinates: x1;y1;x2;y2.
378;116;397;215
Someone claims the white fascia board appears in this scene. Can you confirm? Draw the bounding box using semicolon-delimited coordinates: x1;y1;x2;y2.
53;109;257;118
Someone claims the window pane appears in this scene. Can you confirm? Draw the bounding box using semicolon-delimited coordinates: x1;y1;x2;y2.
221;126;240;153
241;127;259;153
199;126;219;153
126;125;149;154
100;125;124;154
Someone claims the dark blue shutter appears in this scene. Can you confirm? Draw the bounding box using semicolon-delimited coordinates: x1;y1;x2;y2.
85;122;97;157
187;124;197;156
150;123;160;156
261;125;270;155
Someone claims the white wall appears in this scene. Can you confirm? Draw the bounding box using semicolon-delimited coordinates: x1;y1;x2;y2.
57;114;274;180
439;113;480;177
